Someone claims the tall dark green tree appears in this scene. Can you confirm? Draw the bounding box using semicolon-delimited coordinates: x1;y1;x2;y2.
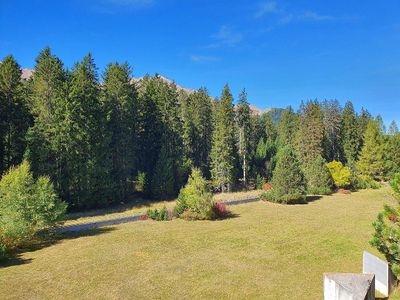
341;101;360;165
236;89;251;186
181;88;213;176
322;99;343;162
276;106;297;149
385;131;400;178
357;120;385;180
296;100;324;163
210;84;237;192
24;48;68;197
388;121;399;135
64;54;110;209
0;55;31;175
102;62;137;201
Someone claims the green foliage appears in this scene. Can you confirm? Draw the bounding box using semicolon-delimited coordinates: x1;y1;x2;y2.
322;99;343;162
326;160;351;188
390;173;400;200
151;143;175;199
357;120;385;180
370;204;400;278
304;155;333;195
276;106;297;148
385;132;400;178
261;146;306;204
146;207;170;221
0;55;31;175
354;175;381;190
102;62;137;201
210;84;237;192
0;161;66;251
296;100;324;163
134;172;146;193
341;101;360;164
174;168;214;220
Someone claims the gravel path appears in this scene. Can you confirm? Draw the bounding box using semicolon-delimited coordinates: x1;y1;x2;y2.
61;197;260;233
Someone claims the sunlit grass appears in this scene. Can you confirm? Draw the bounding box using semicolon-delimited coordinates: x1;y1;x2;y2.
1;186;398;299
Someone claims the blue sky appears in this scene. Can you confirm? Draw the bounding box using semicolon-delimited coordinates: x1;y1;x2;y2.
1;0;399;125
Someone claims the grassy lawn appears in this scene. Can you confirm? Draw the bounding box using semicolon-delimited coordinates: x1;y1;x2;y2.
1;186;399;299
65;190;261;226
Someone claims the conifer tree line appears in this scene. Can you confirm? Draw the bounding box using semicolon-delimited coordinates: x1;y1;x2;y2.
0;48;399;210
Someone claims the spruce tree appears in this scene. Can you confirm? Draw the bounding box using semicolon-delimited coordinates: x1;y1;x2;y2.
210;84;237;192
236;89;251;187
341;101;360;165
24;47;68;197
0;55;31;174
263;145;306;204
296;100;324;163
385;131;400;178
181;88;213;176
64;54;110;209
357;120;385;180
102;62;137;201
276;106;297;149
322;99;343;162
150;142;175;199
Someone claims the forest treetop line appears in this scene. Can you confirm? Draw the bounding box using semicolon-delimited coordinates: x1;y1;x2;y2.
0;47;399;211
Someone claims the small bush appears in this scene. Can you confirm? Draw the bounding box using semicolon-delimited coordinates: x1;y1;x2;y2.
135;172;146;193
261;190;307;204
146;207;171;221
304;155;333;195
0;161;67;252
326;161;352;188
0;242;6;260
355;175;381;190
174;168;214;220
213;202;230;218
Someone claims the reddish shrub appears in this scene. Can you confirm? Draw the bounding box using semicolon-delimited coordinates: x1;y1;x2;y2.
389;213;398;223
337;189;351;194
263;182;272;191
139;214;149;221
213;202;230;218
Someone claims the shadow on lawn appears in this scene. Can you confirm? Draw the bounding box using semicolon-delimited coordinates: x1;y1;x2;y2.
66;197;175;221
0;227;116;269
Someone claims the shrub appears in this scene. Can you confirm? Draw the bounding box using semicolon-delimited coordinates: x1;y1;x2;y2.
261;146;306;204
213;202;230;218
304;155;333;195
326;161;352;188
0;242;6;260
146;206;171;221
135;172;146;193
0;161;67;251
355;175;381;190
174;168;214;220
390;173;400;200
370;204;400;277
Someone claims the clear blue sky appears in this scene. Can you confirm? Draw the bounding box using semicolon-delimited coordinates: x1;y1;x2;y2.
1;0;399;125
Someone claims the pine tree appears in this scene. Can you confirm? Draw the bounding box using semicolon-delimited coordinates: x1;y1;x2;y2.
64;53;110;209
0;55;31;174
262;145;306;204
357;120;385;180
322;99;343;162
276;106;297;149
385;131;400;178
341;101;360;165
24;47;68;197
102;62;137;201
210;84;237;192
296;100;324;163
358;107;372;151
236;89;251;187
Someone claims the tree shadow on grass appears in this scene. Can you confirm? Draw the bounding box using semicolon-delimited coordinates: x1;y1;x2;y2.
213;213;240;221
0;227;116;269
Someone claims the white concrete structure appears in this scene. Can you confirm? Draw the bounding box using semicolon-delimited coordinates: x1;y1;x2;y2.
324;273;375;300
363;251;396;297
